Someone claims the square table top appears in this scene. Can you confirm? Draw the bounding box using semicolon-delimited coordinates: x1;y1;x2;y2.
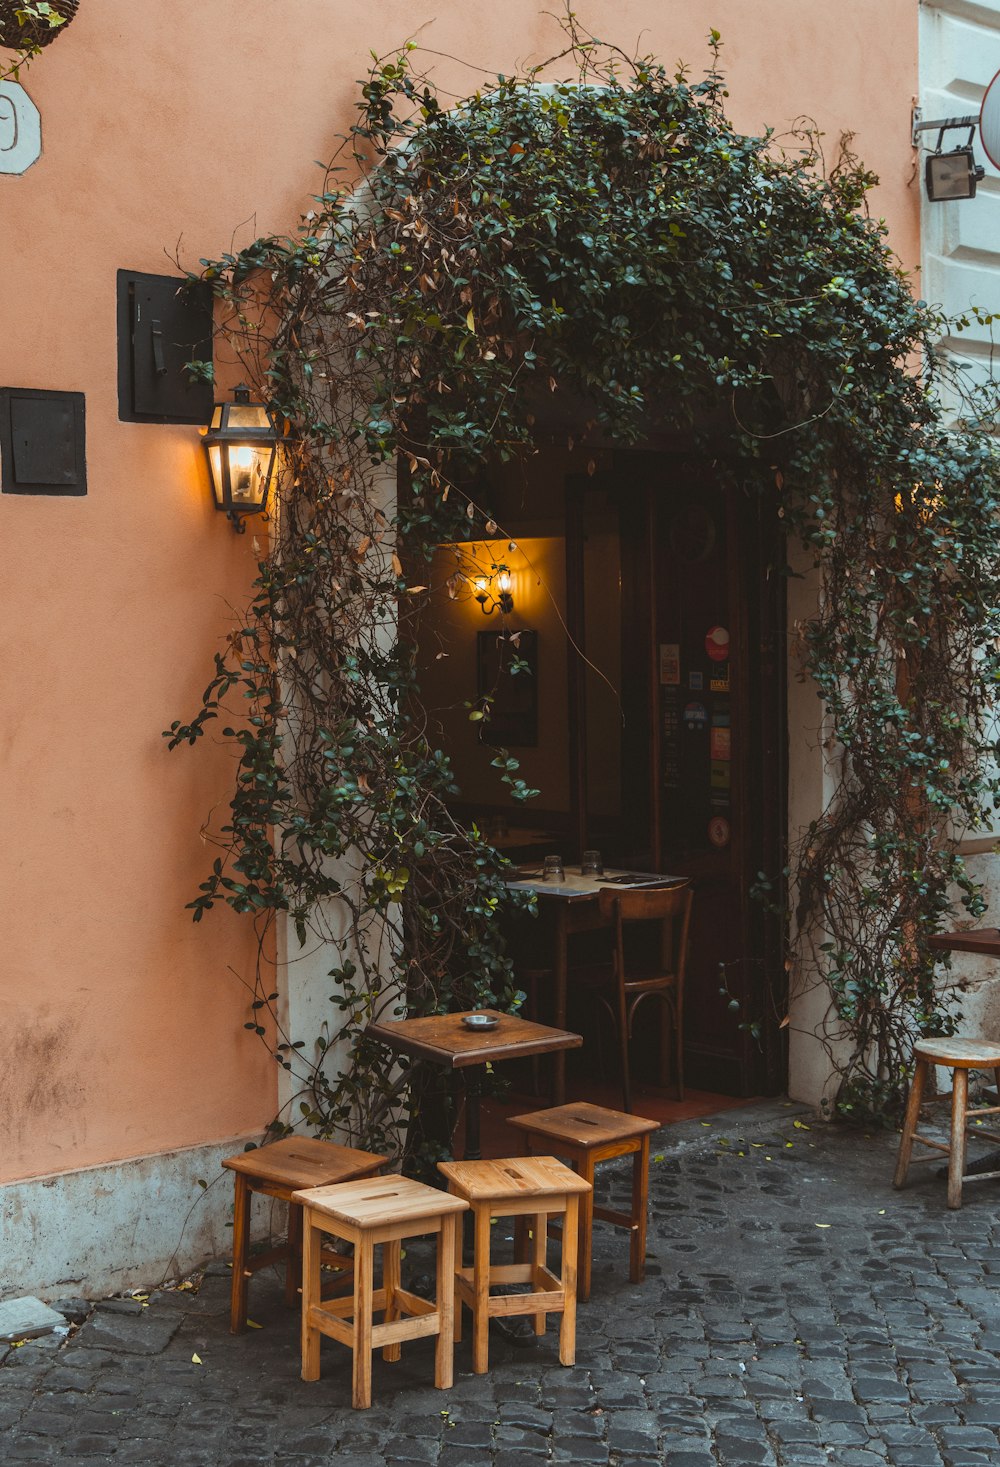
365;1009;582;1068
505;866;686;901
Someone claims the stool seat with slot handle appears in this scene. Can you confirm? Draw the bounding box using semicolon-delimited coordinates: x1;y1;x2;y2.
893;1037;1000;1208
221;1136;387;1334
293;1173;469;1409
508;1101;660;1300
437;1154;592;1375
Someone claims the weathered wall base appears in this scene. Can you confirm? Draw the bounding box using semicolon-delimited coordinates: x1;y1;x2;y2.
0;1134;268;1302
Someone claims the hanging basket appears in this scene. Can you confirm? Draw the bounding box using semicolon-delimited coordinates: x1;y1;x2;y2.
0;0;79;51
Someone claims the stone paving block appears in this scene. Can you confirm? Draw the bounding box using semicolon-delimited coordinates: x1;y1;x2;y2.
0;1298;68;1344
68;1309;182;1355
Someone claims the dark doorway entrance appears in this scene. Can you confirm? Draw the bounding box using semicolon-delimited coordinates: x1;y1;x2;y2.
564;451;786;1097
422;444;787;1101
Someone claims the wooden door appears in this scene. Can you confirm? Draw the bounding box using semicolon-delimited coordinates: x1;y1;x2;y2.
568;452;786;1097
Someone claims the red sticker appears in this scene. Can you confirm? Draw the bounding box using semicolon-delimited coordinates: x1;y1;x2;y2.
708;816;731;848
706;626;730;662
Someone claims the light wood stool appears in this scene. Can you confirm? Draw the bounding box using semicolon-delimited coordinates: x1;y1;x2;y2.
293;1173;468;1409
221;1136;387;1333
508;1101;659;1300
437;1154;592;1374
893;1037;1000;1208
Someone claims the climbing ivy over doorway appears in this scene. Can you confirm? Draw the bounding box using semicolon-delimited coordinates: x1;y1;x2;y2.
167;20;1000;1141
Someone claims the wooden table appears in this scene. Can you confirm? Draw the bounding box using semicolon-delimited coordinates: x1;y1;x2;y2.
504;868;686;1104
365;1009;582;1160
928;927;1000;957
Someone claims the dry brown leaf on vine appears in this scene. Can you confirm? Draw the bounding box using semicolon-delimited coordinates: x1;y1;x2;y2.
353;536;372;560
356;773;372;794
406;585;428;594
391;553;403;578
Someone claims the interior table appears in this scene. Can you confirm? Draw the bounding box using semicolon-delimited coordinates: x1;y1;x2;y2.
504;868;686;1105
365;1009;582;1161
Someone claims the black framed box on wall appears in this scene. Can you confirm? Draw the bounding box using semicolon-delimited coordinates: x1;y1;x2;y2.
116;270;213;424
0;387;86;496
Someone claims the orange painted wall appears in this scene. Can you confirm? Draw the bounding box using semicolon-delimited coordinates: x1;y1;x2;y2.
0;0;918;1182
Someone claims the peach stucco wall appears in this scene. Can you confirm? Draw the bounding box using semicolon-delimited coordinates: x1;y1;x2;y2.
1;0;918;1183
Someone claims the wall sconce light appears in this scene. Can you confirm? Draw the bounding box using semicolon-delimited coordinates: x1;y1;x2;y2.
202;383;281;531
913;110;985;201
473;565;514;616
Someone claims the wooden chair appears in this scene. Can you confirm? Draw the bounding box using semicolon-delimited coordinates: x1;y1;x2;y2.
221;1136;387;1333
508;1101;659;1300
294;1173;468;1410
437;1155;592;1374
893;1037;1000;1208
582;881;693;1111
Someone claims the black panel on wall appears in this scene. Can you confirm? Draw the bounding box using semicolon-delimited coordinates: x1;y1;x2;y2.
0;388;86;495
117;270;213;424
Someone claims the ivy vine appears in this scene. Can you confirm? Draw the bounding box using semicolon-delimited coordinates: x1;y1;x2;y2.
168;21;1000;1146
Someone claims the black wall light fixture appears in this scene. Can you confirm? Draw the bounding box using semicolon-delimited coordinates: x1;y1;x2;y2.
913;110;985;201
473;564;514;615
202;384;282;530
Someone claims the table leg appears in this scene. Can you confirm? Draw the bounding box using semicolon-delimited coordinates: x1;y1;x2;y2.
463;1068;482;1162
553;907;568;1106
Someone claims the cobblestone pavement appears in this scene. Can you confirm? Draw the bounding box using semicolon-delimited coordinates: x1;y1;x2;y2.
5;1101;1000;1466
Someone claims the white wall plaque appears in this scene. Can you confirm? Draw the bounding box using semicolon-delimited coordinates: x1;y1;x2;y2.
0;81;41;175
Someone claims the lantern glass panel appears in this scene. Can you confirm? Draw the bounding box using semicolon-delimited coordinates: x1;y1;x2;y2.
210;405;224;430
228;444;269;505
208;445;224;507
227;403;273;430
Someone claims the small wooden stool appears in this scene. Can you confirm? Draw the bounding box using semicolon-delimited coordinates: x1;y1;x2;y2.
221;1136;387;1333
293;1173;468;1409
437;1154;592;1374
508;1101;659;1300
893;1037;1000;1208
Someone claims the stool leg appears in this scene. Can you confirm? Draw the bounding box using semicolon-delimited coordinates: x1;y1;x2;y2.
351;1234;375;1409
382;1240;402;1363
893;1058;928;1188
472;1204;491;1375
300;1210;322;1382
578;1157;596;1302
948;1068;969;1210
435;1213;457;1391
559;1193;579;1367
513;1214;530;1265
285;1201;303;1309
630;1136;650;1285
532;1211;547;1336
230;1173;252;1334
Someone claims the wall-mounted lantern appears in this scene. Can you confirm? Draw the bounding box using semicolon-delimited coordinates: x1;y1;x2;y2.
202;384;281;531
473;564;514;616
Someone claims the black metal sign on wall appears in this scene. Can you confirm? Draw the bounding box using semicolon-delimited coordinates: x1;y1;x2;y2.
116;271;213;424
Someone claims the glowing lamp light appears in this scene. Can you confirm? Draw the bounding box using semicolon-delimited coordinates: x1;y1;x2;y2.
202;383;282;531
473;564;514;616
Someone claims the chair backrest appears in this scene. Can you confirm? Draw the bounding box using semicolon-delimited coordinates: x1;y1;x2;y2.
597;880;693;984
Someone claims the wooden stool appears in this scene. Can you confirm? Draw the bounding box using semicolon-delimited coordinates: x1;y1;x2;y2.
508;1101;658;1300
221;1136;387;1333
437;1154;592;1374
893;1037;1000;1208
293;1173;468;1409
